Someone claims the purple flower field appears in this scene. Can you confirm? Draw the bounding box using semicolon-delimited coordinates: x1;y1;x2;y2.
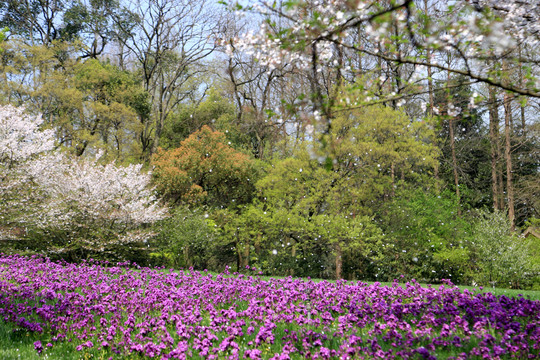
0;255;539;359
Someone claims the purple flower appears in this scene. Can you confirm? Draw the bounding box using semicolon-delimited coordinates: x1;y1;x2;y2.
1;254;539;360
244;349;262;359
34;341;43;354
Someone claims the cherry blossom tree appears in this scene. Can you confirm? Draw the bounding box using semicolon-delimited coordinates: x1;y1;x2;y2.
22;151;167;258
0;105;55;239
227;0;539;229
0;104;55;164
0;105;167;259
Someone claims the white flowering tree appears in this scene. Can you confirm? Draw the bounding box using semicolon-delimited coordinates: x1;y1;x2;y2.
23;152;168;256
0;104;55;164
0;105;55;239
0;105;167;260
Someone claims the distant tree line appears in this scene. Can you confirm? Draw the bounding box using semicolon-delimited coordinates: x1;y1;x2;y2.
0;0;538;288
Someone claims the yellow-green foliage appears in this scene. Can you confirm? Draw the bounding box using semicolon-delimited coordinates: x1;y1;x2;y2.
0;41;148;162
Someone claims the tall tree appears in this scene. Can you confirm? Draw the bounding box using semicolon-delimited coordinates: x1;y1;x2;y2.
218;13;299;159
503;62;515;230
488;85;502;210
112;0;220;159
0;0;67;45
61;0;120;58
230;0;540;144
0;41;149;160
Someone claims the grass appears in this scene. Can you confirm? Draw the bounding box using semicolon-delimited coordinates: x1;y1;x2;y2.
366;280;540;301
0;322;79;360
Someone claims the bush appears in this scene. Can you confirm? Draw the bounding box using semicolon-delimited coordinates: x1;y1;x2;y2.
154;207;217;269
377;189;473;284
471;210;537;288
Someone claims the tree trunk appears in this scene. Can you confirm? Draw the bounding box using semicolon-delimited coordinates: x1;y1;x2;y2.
424;0;434;117
235;231;242;271
489;86;501;210
391;162;395;197
243;238;250;270
290;237;296;276
446;68;460;215
518;44;526;132
183;244;191;268
449;115;461;215
335;242;343;280
255;233;262;260
503;91;515;231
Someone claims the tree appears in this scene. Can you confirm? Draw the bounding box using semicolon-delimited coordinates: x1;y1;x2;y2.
61;0;120;59
70;58;149;160
152;125;257;208
111;0;220;158
0;0;68;45
431;73;484;211
21;151;167;260
472;210;536;288
0;0;121;59
159;88;242;150
378;189;473;283
247;101;438;279
251;151;385;279
228;0;540;152
0;104;55;238
0;105;167;260
0;41;150;161
218;13;298;159
151;207;218;269
0;104;55;163
514;120;540;222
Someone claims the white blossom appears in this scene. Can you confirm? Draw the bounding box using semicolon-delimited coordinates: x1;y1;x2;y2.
25;152;167;229
230;0;539;99
1;105;167;249
0;105;55;163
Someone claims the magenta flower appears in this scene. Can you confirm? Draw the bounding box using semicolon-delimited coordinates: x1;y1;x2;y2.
0;254;538;359
33;341;43;354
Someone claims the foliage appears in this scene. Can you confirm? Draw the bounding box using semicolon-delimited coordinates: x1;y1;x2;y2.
311;213;384;280
0;104;167;261
0;104;55;163
0;26;6;51
378;189;474;284
72;58;149;160
230;102;439;279
243;150;386;279
160;88;242;150
153;207;217;269
0;41;150;161
229;0;540;103
0;104;55;239
20;151;167;261
152;125;258;208
471;210;538;288
0;0;538;290
326;101;439;201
